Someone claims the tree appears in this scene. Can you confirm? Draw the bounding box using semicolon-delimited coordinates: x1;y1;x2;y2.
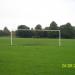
16;25;32;38
44;27;49;30
0;30;4;36
49;21;58;30
35;24;42;30
3;27;10;36
60;23;74;38
18;25;30;30
34;24;42;37
73;26;75;38
49;21;59;38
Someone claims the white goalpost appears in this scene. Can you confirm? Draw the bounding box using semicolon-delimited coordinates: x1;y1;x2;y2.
11;30;13;46
10;29;61;47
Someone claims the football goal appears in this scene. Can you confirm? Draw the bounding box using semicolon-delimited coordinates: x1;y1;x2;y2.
11;29;61;47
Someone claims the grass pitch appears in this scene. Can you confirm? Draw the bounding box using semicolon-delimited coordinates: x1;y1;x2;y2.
0;38;75;75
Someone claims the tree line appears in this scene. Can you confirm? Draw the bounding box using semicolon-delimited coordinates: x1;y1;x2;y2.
0;27;10;36
0;21;75;38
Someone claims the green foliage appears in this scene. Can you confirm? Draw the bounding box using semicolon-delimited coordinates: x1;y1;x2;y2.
0;30;4;36
35;24;42;30
18;25;30;30
0;21;75;38
16;30;32;38
49;21;59;30
44;27;49;30
60;23;74;38
3;27;10;36
16;23;75;38
0;27;10;36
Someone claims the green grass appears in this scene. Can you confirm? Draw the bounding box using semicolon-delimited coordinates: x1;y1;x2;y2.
0;38;75;75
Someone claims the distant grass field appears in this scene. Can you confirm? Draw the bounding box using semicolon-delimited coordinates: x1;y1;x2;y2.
0;38;75;75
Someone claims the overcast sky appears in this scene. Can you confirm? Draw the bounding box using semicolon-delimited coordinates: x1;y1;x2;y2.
0;0;75;30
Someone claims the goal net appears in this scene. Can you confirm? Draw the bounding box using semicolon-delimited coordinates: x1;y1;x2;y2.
11;29;61;47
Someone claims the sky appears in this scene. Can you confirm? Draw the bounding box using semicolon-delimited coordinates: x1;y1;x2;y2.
0;0;75;30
